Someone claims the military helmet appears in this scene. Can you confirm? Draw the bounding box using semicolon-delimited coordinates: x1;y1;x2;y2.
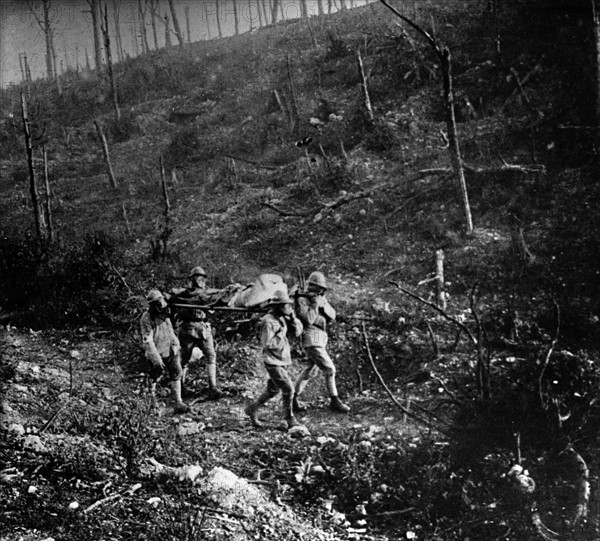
188;266;207;279
146;289;165;303
307;271;328;290
269;289;293;305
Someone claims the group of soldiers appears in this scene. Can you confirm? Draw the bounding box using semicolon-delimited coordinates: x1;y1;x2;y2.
140;266;349;428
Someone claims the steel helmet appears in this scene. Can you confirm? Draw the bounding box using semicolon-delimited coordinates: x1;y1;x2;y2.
269;290;293;305
307;271;328;290
146;289;165;303
188;266;207;279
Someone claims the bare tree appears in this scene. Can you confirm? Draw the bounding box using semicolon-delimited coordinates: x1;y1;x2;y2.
137;0;150;53
148;0;160;50
86;0;104;71
215;0;223;38
167;0;185;45
593;0;600;130
42;144;54;242
231;0;238;34
248;0;254;31
112;0;124;61
271;0;279;23
25;0;56;80
300;0;308;18
255;0;263;27
164;14;172;47
356;49;374;122
379;0;474;235
94;120;119;189
101;3;120;120
21;93;45;239
204;3;212;38
185;6;192;43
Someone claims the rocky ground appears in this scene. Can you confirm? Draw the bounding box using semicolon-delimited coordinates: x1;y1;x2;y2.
1;324;425;541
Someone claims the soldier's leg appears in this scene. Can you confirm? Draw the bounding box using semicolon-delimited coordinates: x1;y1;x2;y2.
293;361;318;412
244;373;280;427
198;325;222;399
165;351;190;414
310;346;350;413
267;365;299;428
179;337;196;396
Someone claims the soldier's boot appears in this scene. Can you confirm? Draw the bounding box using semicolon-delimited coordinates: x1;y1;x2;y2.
206;363;223;400
244;392;271;428
283;393;300;428
292;396;308;413
171;380;191;414
329;395;350;413
286;415;301;429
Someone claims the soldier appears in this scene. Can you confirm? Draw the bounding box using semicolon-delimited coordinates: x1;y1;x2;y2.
244;289;304;429
168;266;223;400
140;289;190;414
293;271;350;413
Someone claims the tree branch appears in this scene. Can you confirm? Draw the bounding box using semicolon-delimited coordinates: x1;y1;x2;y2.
537;300;560;410
389;281;478;345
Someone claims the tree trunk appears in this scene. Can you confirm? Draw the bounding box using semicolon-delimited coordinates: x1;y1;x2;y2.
317;0;324;16
271;0;279;23
233;0;240;34
356;49;374;123
21;93;45;239
164;15;172;47
148;0;159;50
42;144;54;242
593;0;600;132
286;55;300;133
256;0;263;27
138;0;150;54
440;47;473;235
300;0;308;18
89;0;103;71
94;120;119;189
167;0;185;46
101;4;121;121
19;53;26;83
85;47;91;71
248;0;254;31
204;3;212;38
112;0;125;61
185;6;192;43
215;0;223;38
42;0;55;79
435;249;446;310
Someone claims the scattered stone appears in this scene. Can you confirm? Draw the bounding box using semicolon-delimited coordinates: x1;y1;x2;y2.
24;434;46;453
177;421;205;436
8;423;25;435
13;384;29;393
68;501;80;510
146;496;161;507
288;424;311;439
27;485;37;494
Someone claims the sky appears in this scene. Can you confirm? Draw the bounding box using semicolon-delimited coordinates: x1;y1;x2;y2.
0;0;364;88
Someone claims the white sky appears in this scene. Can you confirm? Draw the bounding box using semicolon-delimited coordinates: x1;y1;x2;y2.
0;0;361;87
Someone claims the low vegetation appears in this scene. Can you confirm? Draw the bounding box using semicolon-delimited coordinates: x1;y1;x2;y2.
1;1;599;540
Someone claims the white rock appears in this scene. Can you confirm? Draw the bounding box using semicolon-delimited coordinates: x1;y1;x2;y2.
24;435;46;453
288;424;311;439
8;423;25;435
68;501;80;510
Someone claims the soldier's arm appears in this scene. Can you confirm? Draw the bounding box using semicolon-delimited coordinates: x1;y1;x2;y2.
320;297;336;322
140;314;164;367
296;296;319;325
261;319;286;351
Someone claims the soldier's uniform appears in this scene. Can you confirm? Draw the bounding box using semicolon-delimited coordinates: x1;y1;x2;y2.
244;290;304;429
294;272;349;413
140;289;190;414
169;266;222;400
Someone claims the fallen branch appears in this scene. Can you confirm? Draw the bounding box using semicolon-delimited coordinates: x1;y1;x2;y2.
168;303;267;313
361;322;450;432
84;483;141;514
531;512;561;541
566;445;590;528
389;281;477;345
537;300;560;410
